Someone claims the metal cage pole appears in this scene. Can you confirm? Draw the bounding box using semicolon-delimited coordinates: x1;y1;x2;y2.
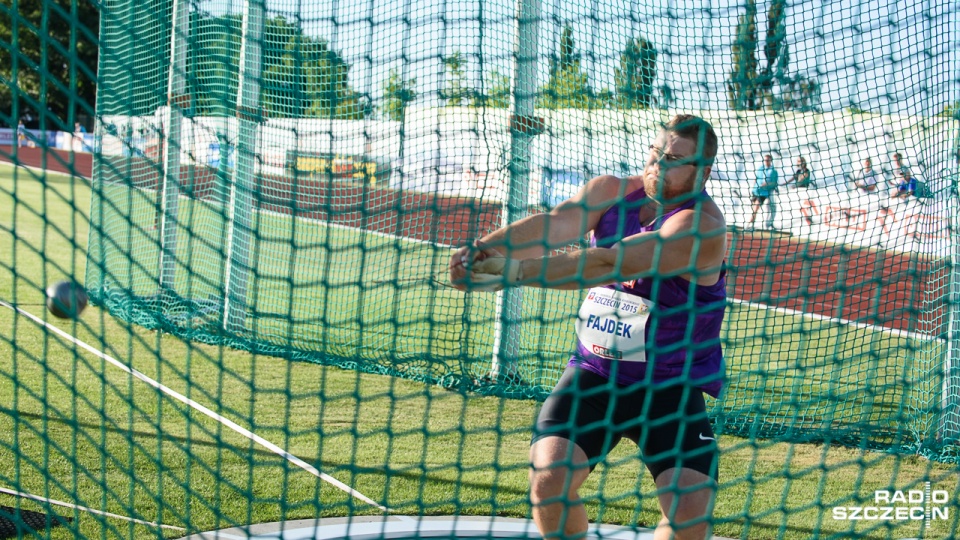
490;0;541;382
940;131;960;445
221;0;264;332
157;0;190;296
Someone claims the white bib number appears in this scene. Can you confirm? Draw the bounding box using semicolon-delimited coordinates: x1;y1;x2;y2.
575;287;654;362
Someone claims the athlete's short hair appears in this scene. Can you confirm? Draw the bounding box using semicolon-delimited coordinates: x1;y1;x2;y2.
663;114;718;165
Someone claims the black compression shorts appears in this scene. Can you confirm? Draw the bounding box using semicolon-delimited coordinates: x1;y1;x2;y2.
533;367;718;481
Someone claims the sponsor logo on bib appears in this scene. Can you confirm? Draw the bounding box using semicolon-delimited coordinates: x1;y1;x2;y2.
591;344;622;360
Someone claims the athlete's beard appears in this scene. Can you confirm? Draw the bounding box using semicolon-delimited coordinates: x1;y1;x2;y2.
643;172;667;205
646;175;705;207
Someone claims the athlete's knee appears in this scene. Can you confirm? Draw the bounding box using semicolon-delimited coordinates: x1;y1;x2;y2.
529;438;589;503
529;465;578;501
530;461;589;504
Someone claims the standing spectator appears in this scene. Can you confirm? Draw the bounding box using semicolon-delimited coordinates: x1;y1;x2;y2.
854;158;880;193
72;122;88;152
747;154;779;230
784;157;813;188
17;120;27;147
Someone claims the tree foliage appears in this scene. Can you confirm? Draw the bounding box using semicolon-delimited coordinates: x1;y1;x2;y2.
188;13;240;116
846;104;870;115
939;101;960;119
778;74;820;112
441;51;468;106
659;84;676;109
97;10;368;119
259;17;369;119
727;0;760;110
728;0;819;112
445;32;659;111
380;68;417;121
0;0;100;127
471;69;511;109
538;25;600;109
192;15;368;119
439;31;662;111
440;50;512;109
614;36;657;109
760;0;786;109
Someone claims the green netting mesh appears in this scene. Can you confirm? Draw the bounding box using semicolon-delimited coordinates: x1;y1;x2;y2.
3;0;960;537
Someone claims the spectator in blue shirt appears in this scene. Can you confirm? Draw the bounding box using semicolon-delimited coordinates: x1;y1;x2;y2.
747;154;779;229
886;152;911;197
894;168;918;199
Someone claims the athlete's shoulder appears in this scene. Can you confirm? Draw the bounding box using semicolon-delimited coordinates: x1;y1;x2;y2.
664;196;726;235
584;174;632;195
572;174;639;209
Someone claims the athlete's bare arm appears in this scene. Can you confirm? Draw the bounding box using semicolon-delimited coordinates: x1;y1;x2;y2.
464;199;727;291
449;175;636;289
516;205;726;289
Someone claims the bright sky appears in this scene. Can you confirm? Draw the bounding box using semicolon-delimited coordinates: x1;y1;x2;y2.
196;0;958;115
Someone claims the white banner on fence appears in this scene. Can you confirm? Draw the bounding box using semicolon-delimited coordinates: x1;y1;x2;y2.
712;185;951;254
93;110;956;256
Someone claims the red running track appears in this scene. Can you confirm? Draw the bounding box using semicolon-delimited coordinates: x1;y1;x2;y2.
727;233;944;335
0;145;92;178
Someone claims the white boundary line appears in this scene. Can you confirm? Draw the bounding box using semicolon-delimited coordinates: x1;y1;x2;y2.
727;297;941;342
177;515;688;540
0;486;185;532
257;206;459;248
0;301;391;514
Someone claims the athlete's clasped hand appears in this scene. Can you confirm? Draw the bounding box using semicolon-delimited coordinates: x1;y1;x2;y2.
449;242;523;292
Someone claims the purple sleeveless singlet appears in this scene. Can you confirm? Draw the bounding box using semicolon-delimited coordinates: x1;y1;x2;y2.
570;186;726;397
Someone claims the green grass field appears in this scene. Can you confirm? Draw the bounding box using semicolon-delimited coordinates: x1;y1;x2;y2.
1;162;959;540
